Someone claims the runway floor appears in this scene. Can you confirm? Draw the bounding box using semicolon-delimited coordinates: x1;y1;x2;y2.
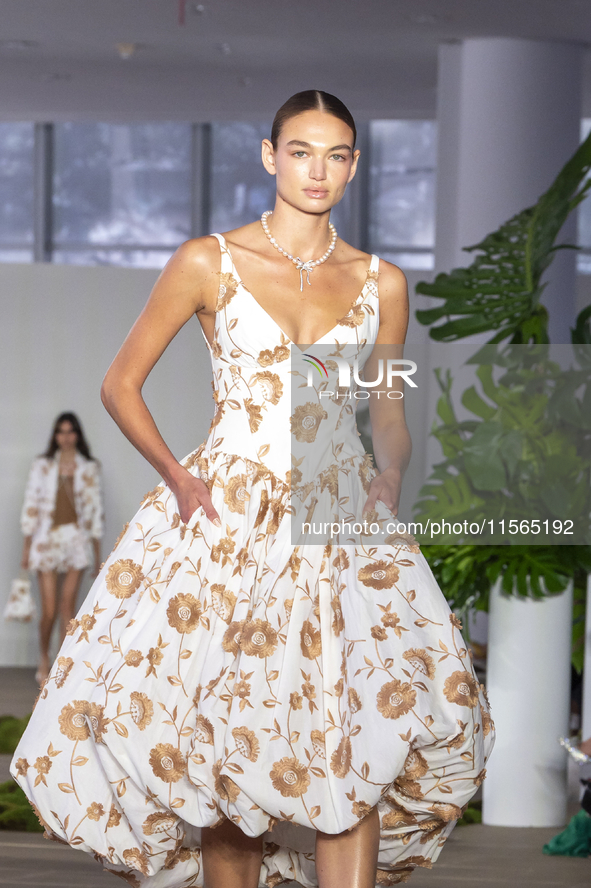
0;668;589;887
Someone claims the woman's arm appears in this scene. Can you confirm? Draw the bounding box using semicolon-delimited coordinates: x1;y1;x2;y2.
92;538;101;576
362;262;411;517
100;237;221;525
21;458;42;568
86;460;103;574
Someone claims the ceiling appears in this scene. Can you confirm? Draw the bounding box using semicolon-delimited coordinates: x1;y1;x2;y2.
0;0;590;121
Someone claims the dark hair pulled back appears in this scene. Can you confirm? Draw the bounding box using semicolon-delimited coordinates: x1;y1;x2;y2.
43;412;94;461
271;90;357;149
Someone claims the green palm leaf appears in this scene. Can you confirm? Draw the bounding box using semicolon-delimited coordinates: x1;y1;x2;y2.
416;131;591;343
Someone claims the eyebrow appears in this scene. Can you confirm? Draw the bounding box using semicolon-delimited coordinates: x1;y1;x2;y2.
286;139;352;152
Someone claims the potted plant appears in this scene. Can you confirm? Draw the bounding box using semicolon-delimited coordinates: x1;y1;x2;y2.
412;128;591;826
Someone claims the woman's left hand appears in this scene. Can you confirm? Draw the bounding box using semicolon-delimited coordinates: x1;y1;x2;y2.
362;466;402;517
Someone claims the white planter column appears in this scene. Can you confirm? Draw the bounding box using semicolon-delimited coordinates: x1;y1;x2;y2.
483;580;573;826
582;574;591;742
435;37;583;337
434;37;584;827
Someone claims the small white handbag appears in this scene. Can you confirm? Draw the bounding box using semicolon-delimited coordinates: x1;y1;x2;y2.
4;572;36;622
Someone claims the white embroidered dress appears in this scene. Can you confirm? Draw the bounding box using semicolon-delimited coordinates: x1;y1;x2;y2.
12;234;494;888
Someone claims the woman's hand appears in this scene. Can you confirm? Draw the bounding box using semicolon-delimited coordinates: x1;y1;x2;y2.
362;466;402;517
173;471;221;527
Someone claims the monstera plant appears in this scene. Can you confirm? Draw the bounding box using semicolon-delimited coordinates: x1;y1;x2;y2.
413;128;591;668
415;129;591;344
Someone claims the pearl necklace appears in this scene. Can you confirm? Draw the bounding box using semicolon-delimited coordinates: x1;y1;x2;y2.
261;210;337;291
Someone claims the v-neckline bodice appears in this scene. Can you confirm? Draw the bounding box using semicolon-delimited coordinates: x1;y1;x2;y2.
217;233;377;352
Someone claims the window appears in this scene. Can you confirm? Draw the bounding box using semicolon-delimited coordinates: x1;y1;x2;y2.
0;118;441;271
52;123;192;268
368;120;437;270
210;122;276;233
0;122;34;262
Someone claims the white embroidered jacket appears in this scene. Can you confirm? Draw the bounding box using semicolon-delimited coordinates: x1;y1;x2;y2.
20;454;104;542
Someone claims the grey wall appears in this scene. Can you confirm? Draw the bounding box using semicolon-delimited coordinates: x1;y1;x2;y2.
0;261;213;666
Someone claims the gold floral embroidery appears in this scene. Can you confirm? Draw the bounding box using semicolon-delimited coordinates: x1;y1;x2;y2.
241;620;278;658
300;620;322;659
194;715;214;744
337;302;365;328
330;737;352;778
106;805;122;828
130;692;153;730
87;702;108;742
358;561;399;589
58;701;91;741
124;649;143;667
122;847;150;875
213;759;241;802
403;649;436;680
403;750;429;780
376;680;416;719
149;743;186;783
443;671;479;708
252;370;283;404
105;559;144;599
210;584;237;623
232;726;260;762
310;730;325;758
244;399;264;433
348;688;362;713
429;802;463;823
290;403;328;444
216;273;239;311
224;475;250;514
87;802;105;821
14;757;29;777
270;757;310;798
222;620;245;656
54;657;74;688
166;593;202;634
332;598;344;635
143;812;178;835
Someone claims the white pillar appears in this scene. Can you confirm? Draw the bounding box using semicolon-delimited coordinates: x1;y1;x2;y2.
435;38;583;341
483;579;573;826
582;574;591;741
433;38;583;827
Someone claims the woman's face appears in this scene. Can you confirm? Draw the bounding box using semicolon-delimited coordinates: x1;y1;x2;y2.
262;109;359;214
55;421;78;453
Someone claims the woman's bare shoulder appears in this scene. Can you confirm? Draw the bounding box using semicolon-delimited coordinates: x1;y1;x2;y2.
171;235;223;274
376;256;407;288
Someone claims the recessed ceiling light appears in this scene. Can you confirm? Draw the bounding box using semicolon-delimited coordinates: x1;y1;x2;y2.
116;42;148;60
192;3;206;13
408;13;439;25
0;39;39;51
41;72;72;83
116;42;137;60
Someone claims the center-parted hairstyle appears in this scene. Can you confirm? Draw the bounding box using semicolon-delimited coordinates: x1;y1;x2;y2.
43;412;94;461
270;90;357;150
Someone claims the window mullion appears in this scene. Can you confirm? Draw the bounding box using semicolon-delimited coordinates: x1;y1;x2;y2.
191;123;211;239
33;122;53;262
